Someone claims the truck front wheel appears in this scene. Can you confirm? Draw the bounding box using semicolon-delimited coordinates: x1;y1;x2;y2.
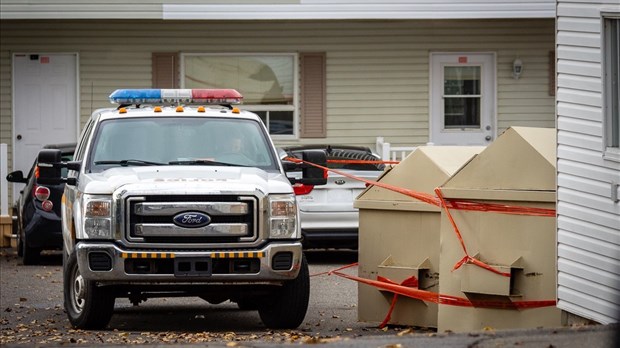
258;254;310;329
64;251;115;329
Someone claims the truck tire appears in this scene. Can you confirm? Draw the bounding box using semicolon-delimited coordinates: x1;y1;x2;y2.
64;251;115;329
258;254;309;329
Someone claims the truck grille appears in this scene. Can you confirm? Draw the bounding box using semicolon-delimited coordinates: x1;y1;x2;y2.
125;195;257;244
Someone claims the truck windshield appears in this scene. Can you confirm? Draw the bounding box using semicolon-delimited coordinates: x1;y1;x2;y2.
87;117;278;172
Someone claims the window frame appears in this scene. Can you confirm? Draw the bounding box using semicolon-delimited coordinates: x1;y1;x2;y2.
602;12;620;162
442;65;483;129
180;52;299;140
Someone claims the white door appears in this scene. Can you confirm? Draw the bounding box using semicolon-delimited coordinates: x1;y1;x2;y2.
12;53;77;197
430;53;495;145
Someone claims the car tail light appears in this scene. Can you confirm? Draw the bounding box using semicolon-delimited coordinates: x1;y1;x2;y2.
41;200;54;212
34;185;51;201
292;183;314;195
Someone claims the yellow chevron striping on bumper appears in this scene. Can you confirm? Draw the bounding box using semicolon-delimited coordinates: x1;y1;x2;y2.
121;252;175;259
119;252;263;259
211;251;264;259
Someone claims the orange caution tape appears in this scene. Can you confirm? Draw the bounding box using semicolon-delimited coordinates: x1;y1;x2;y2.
291;157;555;281
285;157;440;207
443;197;556;217
287;156;556;217
378;275;418;329
329;266;556;312
435;187;512;277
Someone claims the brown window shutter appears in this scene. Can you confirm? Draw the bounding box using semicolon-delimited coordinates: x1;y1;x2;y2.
152;52;179;88
300;52;326;138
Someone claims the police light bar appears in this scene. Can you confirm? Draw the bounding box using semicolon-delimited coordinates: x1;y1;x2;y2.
109;89;243;105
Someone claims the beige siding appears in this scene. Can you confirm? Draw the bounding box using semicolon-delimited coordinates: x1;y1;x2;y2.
0;19;554;156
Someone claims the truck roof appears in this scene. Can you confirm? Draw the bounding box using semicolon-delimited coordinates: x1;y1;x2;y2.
95;105;262;122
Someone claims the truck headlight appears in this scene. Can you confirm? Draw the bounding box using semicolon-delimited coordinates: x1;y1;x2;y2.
83;195;113;239
268;194;298;239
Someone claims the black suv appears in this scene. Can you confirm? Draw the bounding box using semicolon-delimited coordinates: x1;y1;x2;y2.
6;143;75;264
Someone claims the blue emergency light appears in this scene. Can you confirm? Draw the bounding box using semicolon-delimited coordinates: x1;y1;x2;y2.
109;89;243;105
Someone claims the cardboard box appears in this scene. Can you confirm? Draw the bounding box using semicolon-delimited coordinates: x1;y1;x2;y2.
355;146;483;328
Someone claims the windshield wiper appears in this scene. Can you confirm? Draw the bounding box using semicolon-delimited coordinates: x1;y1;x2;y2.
169;159;247;167
94;159;166;166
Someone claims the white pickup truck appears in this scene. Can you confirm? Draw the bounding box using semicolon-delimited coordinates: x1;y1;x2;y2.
36;89;326;330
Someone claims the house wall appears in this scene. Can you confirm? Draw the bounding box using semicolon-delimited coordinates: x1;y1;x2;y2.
556;0;620;324
0;19;555;166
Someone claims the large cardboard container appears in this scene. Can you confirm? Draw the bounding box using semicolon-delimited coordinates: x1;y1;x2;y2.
355;146;483;327
437;127;563;332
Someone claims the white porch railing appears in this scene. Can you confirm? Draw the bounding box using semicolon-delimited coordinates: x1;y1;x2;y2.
375;137;417;162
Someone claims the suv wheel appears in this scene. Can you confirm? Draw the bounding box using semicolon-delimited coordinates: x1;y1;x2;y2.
258;254;310;329
64;251;115;329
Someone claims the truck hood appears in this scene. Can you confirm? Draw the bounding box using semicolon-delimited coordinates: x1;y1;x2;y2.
81;166;292;196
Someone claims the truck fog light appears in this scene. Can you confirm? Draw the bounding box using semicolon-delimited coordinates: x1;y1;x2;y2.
84;218;112;238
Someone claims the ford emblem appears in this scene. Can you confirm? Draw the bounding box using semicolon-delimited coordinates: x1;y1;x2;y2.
173;212;211;228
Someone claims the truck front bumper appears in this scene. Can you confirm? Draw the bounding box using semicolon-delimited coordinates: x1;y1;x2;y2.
75;241;303;284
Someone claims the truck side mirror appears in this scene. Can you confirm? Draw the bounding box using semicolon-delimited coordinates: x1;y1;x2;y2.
281;160;298;172
37;149;63;185
6;170;27;184
300;150;327;186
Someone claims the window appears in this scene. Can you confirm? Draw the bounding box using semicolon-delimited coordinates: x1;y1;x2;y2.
183;54;297;137
603;14;620;161
443;66;482;129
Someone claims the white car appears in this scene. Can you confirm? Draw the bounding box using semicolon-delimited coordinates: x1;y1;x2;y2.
279;145;385;249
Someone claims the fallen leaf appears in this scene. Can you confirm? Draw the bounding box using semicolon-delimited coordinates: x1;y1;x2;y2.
397;328;414;336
